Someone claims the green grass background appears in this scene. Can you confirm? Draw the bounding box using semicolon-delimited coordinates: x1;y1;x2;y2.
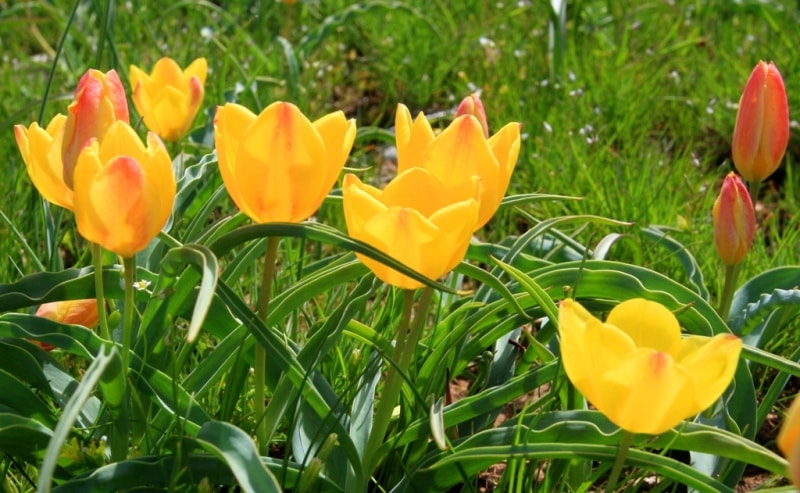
1;0;798;336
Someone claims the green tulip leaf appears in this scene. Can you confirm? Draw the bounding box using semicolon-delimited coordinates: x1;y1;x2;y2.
196;421;282;493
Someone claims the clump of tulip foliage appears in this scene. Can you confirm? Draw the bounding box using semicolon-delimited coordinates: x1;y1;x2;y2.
2;45;800;493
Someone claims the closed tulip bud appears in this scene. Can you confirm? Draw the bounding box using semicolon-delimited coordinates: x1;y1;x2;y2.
778;394;800;488
731;61;789;182
455;93;489;138
342;168;479;290
713;172;755;266
214;101;356;224
130;57;208;141
73;121;175;257
558;298;742;435
14;114;74;210
35;299;99;350
395;103;520;230
62;69;130;189
36;299;99;327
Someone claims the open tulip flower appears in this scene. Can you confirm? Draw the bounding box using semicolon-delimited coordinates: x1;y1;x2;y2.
214;101;356;224
130;57;208;141
73;121;175;257
778;393;800;488
14;114;74;210
342;168;479;290
395;103;520;230
558;298;742;435
62;68;130;188
731;60;789;183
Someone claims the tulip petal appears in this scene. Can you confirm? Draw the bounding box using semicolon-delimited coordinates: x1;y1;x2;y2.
779;395;800;459
422;115;501;227
185;58;209;85
395;104;435;173
215;104;257;214
313;111;356;191
488;122;522;199
599;349;689;434
14;115;74;210
606;298;681;352
236;102;326;222
675;334;742;412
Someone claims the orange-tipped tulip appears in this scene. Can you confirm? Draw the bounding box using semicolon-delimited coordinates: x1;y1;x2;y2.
14;114;74;210
35;299;99;350
712;172;755;266
455;93;489;138
395;103;520;230
731;61;789;182
62;69;129;189
558;298;742;435
342;168;479;290
130;57;208;141
73;121;175;257
214;101;356;224
778;394;800;488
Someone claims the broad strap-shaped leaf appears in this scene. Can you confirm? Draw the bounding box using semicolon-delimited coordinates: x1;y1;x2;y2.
195;421;282;493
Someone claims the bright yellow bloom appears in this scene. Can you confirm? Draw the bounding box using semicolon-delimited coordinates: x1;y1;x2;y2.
62;69;129;188
130;57;208;141
73;121;175;257
778;394;800;488
214;101;356;224
731;61;789;182
712;172;755;266
14;114;74;210
558;298;742;435
342;168;479;290
395;103;520;230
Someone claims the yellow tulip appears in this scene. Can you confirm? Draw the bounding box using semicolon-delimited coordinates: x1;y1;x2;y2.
558;298;742;435
62;69;130;188
14;114;74;210
731;61;789;183
73;121;175;257
130;57;208;141
778;394;800;488
214;101;356;223
395;103;520;230
342;168;479;290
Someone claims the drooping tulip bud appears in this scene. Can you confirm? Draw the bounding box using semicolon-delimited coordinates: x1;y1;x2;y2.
731;61;789;183
712;172;755;266
61;69;130;188
35;299;100;350
455;93;489;138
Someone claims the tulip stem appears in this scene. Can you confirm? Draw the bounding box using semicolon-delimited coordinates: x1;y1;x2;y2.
606;430;635;492
121;256;136;377
255;236;280;455
91;243;111;342
717;263;742;321
362;286;435;485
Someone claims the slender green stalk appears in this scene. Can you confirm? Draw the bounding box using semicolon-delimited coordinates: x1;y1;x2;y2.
92;243;111;341
606;430;635;492
255;237;280;455
717;263;741;320
362;287;435;484
121;256;136;375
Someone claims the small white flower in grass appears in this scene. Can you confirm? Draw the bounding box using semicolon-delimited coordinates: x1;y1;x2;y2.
133;279;152;291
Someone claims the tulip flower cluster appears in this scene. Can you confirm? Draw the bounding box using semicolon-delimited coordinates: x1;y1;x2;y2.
341;98;521;289
14;57;209;259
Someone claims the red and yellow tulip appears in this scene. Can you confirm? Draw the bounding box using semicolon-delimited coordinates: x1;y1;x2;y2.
73;121;175;257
